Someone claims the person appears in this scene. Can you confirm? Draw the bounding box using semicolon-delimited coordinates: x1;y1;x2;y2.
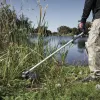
79;0;100;82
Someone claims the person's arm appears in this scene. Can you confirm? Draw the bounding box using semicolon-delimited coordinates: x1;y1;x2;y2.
81;0;94;23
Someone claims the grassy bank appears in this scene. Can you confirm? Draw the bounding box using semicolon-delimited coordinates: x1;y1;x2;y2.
0;66;100;100
0;32;99;99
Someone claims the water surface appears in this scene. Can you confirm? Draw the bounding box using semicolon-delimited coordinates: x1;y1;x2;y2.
30;35;88;66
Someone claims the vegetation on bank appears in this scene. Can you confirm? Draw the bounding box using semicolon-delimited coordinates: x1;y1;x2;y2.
1;66;100;100
32;21;91;36
0;1;100;100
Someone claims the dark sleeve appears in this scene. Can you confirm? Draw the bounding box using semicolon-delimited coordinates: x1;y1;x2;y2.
81;0;94;23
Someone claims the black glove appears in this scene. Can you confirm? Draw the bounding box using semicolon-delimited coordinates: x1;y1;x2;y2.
78;20;85;32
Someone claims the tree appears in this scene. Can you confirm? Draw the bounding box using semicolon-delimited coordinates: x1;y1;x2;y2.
33;26;51;36
72;27;79;35
52;32;58;35
16;14;32;33
46;30;52;36
57;26;71;34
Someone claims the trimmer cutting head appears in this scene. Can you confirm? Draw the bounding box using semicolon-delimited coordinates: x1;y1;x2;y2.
22;71;29;79
22;71;37;81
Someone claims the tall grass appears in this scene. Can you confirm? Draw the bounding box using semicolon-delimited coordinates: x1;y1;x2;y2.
0;0;50;84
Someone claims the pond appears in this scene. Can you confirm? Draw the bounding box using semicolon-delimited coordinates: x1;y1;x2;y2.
30;35;88;66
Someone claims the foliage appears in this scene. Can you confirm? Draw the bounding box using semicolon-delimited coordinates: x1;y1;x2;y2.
0;5;33;50
33;26;52;36
0;5;17;49
56;21;91;36
35;1;48;36
16;14;32;33
57;26;72;34
72;27;79;35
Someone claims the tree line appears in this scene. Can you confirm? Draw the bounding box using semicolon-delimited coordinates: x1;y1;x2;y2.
31;22;91;36
56;22;91;35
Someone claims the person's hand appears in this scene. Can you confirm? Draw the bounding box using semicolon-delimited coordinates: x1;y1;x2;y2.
78;22;85;32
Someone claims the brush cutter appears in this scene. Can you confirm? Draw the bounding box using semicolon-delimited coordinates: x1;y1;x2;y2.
22;32;84;80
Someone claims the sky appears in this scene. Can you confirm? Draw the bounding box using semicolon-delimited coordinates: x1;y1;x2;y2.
5;0;92;32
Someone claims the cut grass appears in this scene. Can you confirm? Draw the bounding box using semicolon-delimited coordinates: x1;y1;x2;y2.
1;66;100;100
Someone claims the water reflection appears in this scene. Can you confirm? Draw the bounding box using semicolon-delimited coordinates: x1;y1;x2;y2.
30;35;88;66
